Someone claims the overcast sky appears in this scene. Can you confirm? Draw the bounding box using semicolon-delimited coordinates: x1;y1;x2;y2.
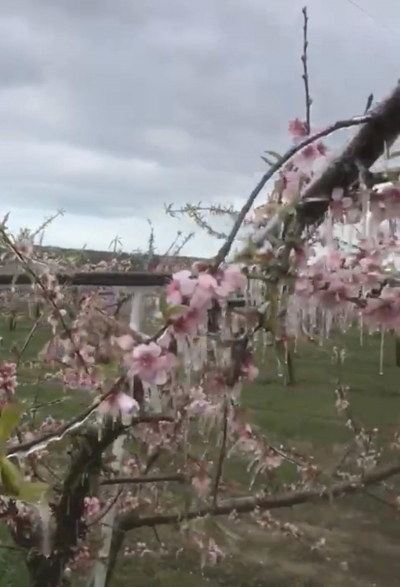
1;0;400;256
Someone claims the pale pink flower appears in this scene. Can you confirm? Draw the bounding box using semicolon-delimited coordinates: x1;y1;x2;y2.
370;184;400;221
0;361;17;402
288;118;308;138
79;344;95;365
14;237;33;257
98;391;139;417
330;187;353;220
362;288;400;329
300;143;320;161
204;539;224;566
316;275;350;308
113;334;135;352
171;303;205;338
263;452;284;469
241;357;259;382
166;270;196;305
195;273;218;303
218;265;247;297
129;342;170;385
83;496;101;518
325;250;344;270
295;277;314;297
281;168;303;201
192;464;211;498
157;329;172;349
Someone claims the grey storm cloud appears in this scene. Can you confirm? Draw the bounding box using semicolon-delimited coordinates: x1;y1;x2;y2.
0;0;399;218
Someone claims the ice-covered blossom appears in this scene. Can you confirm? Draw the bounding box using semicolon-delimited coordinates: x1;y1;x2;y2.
191;462;211;498
166;270;196;305
83;496;101;518
0;361;17;404
217;265;247;297
362;288;400;330
330;187;360;223
288;118;308;138
98;391;139;417
129;342;173;385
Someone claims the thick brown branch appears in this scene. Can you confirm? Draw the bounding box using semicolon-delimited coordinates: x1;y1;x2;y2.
212;115;369;267
212;399;229;506
300;82;400;224
100;473;186;486
116;460;400;533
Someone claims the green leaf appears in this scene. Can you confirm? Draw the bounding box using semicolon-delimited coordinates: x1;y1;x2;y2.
264;150;282;161
158;291;168;318
0;457;23;496
260;155;274;166
0;404;24;454
165;304;187;319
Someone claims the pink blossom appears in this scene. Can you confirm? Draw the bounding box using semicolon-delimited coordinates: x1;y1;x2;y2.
113;334;135;352
295;277;314;297
172;305;204;338
315;275;351;308
157;329;172;349
0;362;17;403
129;342;170;385
14;238;33;257
63;369;101;391
300;143;320;161
218;265;247;296
281;168;303;201
166;270;196;305
362;288;400;329
330;187;353;220
190;273;218;308
98;391;139;417
79;344;95;365
192;464;211;498
83;496;101;518
325;251;344;270
288;118;308;138
241;358;259;382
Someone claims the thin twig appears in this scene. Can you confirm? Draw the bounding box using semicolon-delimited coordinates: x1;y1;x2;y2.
212;398;229;506
301;7;312;134
89;489;124;528
100;473;186;486
212;115;370;268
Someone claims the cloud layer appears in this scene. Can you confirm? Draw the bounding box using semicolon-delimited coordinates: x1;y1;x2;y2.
1;0;399;253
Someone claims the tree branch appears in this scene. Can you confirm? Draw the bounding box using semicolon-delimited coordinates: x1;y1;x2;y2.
116;460;400;533
100;473;186;486
212;398;229;506
300;82;400;224
212;115;370;268
301;6;312;134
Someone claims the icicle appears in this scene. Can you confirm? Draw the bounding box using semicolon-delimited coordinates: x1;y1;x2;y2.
323;211;334;249
145;383;161;413
276;356;283;378
379;328;385;376
37;502;52;557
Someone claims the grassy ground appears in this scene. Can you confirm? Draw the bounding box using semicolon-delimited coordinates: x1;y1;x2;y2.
1;320;400;586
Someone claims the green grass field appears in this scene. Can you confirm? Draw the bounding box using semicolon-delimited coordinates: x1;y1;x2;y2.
1;319;400;586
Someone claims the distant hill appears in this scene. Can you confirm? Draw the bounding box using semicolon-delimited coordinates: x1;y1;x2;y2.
0;244;206;273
